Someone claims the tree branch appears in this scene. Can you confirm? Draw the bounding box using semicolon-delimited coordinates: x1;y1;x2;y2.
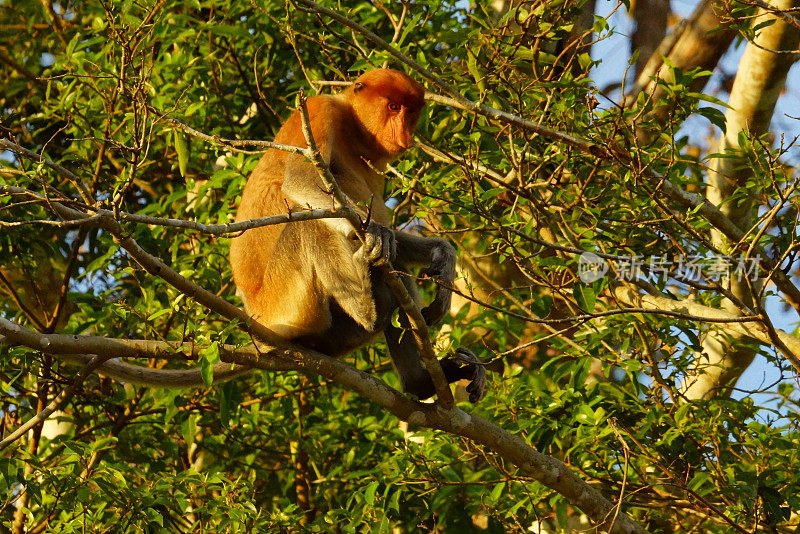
0;139;94;206
0;354;106;451
290;0;800;319
611;286;800;372
1;183;349;234
0;316;648;534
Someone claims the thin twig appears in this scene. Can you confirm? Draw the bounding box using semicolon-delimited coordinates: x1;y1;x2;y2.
0;139;94;206
1;184;349;235
0;355;106;451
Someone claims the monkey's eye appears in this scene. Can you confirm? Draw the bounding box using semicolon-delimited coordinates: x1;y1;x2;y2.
387;102;401;112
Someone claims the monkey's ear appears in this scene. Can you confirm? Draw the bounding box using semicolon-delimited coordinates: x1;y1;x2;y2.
353;81;365;92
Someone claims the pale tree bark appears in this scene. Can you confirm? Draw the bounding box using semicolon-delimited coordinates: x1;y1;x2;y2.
684;0;800;399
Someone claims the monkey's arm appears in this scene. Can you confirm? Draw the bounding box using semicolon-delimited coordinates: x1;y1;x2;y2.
282;150;369;238
394;232;456;325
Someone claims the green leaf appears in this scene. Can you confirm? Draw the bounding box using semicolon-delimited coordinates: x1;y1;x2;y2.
530;294;553;317
147;308;171;321
174;130;189;178
66;33;80;58
26;480;42;505
556;500;568;528
220;380;242;426
199;341;220;387
479;188;505;201
203;23;251;38
163;394;179;425
82;245;119;277
397;13;422;46
573;283;596;313
753;18;777;32
575;404;596;425
680;327;702;351
489;481;505;502
364;481;379;505
696;106;726;132
181;415;197;447
467;51;486;93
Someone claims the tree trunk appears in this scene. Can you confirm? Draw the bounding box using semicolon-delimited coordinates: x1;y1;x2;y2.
628;0;736;127
630;0;670;77
684;0;800;399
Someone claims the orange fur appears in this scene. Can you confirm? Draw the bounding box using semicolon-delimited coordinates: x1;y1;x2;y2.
230;70;488;402
230;69;424;341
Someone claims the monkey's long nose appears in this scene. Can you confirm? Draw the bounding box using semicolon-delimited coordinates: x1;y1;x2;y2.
397;123;415;149
398;133;414;150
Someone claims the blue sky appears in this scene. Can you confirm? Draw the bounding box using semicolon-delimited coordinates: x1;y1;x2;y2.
591;0;800;410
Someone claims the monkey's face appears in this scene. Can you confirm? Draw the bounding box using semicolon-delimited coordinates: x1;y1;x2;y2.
351;69;425;157
373;99;421;155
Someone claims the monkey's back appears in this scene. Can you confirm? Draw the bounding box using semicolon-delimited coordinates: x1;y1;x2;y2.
230;95;352;336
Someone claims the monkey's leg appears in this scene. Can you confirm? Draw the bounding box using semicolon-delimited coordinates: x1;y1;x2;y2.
384;319;436;399
384;321;487;403
313;221;395;333
382;273;487;403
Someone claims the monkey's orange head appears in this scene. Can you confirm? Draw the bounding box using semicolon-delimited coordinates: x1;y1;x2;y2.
350;69;425;157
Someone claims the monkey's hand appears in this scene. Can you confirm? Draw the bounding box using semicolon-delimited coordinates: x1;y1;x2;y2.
421;240;456;325
354;221;397;267
440;347;486;403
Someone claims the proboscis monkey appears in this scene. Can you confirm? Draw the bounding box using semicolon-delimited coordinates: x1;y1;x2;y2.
230;69;486;402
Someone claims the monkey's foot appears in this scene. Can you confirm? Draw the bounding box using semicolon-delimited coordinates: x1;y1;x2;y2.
357;221;397;267
440;347;487;403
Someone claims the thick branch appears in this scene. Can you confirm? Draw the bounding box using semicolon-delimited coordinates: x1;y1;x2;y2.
0;317;647;534
611;286;800;372
627;0;736;113
692;0;800;399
